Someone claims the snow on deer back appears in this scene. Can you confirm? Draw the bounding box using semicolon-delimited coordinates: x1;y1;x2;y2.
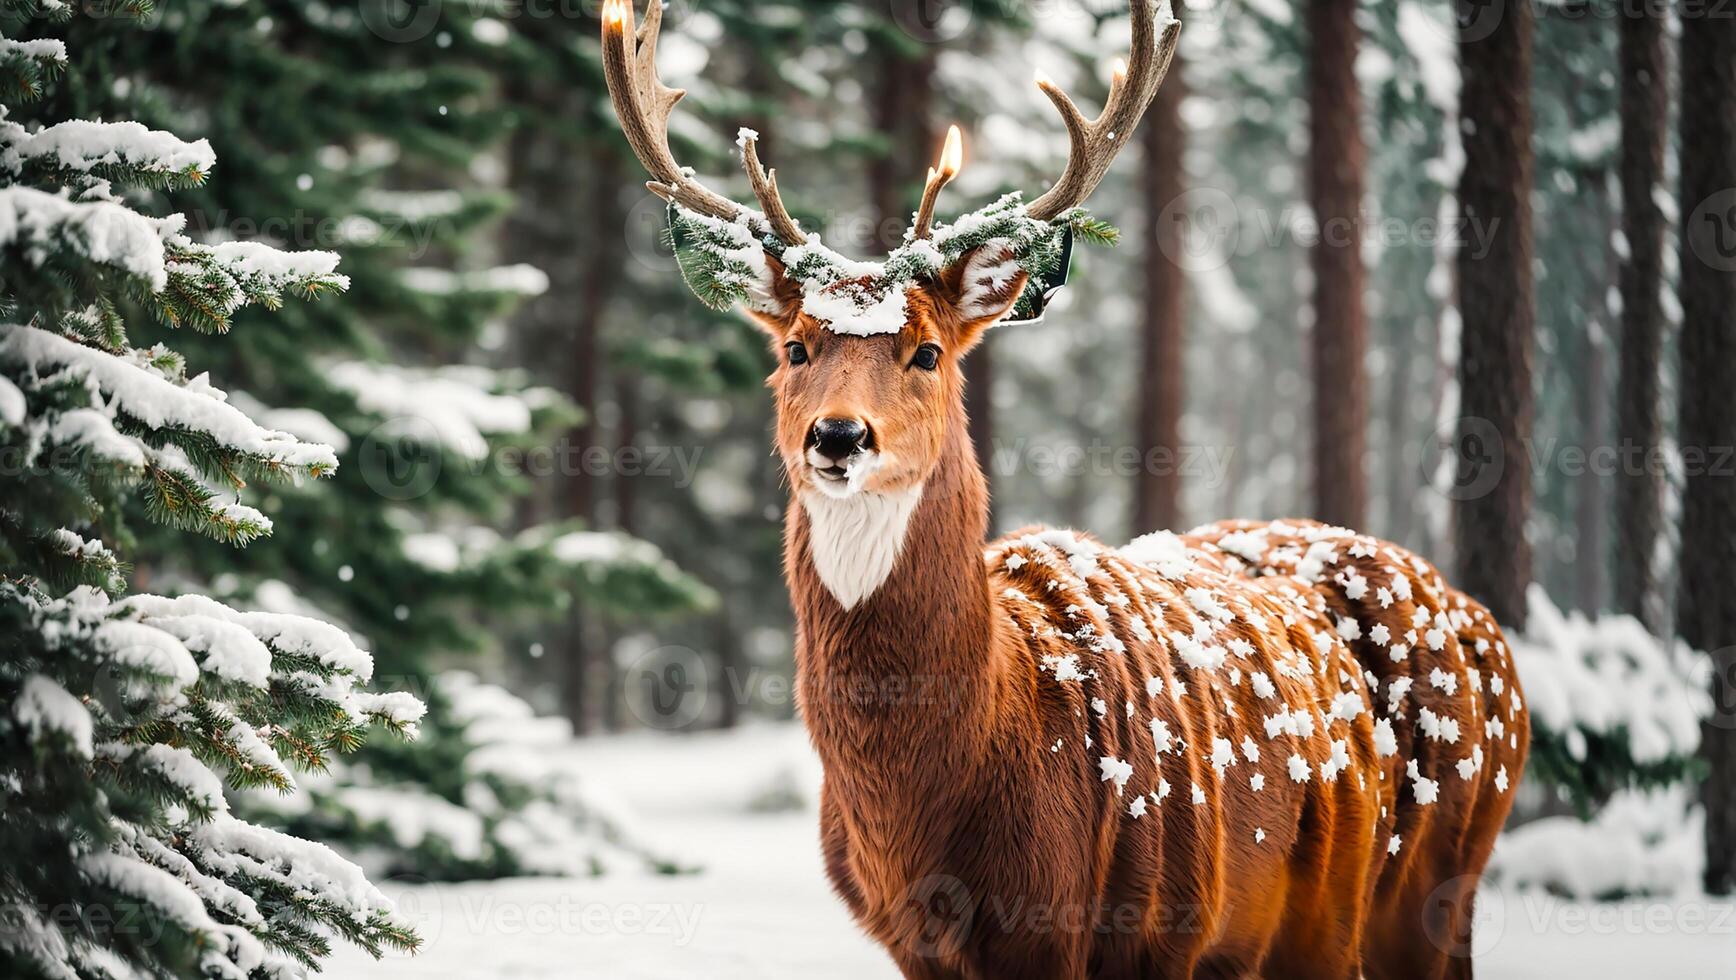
985;517;1527;970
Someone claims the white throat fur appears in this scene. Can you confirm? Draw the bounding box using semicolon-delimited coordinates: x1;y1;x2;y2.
799;483;924;609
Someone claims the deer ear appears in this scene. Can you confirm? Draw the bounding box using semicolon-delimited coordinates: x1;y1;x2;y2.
739;252;805;340
934;242;1029;349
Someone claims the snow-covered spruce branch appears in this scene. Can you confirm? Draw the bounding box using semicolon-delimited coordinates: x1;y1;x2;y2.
1513;585;1712;813
241;671;688;882
0;104;348;338
1;116;215;190
0;36;65;105
2;582;425;977
0;184;348;337
0;321;338;545
665;192;1110;325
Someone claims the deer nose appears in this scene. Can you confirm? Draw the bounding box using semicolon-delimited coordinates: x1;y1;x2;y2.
807;417;870;463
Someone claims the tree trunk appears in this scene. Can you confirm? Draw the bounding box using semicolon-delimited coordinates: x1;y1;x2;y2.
1306;0;1369;530
714;606;742;730
1133;8;1187;535
1452;3;1536;631
503;90;626;731
1678;13;1736;898
1573;325;1608;614
559;150;621;734
1613;7;1668;631
1382;320;1417;545
866;45;935;252
598;371;642;733
615;370;641;535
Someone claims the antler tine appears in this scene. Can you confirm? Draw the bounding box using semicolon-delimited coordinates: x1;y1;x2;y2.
739;131;807;245
600;0;806;245
912;125;963;240
1026;0;1181;222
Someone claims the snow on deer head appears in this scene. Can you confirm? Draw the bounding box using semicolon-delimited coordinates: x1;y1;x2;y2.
746;240;1028;501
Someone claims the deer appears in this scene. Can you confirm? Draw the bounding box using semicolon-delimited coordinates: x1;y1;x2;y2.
600;1;1528;977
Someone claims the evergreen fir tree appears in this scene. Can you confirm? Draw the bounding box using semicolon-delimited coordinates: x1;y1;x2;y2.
0;10;422;975
5;0;712;879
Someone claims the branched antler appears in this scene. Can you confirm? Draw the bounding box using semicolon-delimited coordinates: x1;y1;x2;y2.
600;0;805;245
1025;0;1181;222
601;0;1176;251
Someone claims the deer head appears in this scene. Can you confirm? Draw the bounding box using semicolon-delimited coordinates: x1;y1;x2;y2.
600;0;1179;505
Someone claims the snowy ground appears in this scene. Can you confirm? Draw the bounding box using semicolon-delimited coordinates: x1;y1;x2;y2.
329;725;1735;978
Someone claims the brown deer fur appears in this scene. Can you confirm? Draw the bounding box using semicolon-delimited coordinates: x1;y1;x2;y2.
746;253;1529;979
597;1;1526;971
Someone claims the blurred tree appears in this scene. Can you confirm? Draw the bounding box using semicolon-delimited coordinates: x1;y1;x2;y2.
1571;314;1610;614
1529;5;1619;616
1305;0;1368;529
1175;1;1308;527
1452;0;1535;630
1612;4;1668;631
1360;1;1456;554
1133;1;1187;535
1677;9;1736;898
495;5;623;732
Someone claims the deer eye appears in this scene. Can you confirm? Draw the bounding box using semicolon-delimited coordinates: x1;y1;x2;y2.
785;341;809;365
912;343;941;371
